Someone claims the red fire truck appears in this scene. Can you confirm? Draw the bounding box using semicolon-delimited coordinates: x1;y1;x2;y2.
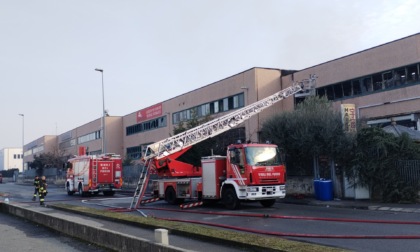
130;75;316;209
151;142;286;209
65;147;123;196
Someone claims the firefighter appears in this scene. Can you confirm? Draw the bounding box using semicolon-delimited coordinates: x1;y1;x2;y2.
32;176;40;201
39;176;48;206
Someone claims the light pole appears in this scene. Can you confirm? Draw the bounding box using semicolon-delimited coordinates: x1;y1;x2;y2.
18;114;24;171
95;68;106;154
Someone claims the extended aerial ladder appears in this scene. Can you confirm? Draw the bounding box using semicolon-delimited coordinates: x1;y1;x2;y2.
129;74;316;209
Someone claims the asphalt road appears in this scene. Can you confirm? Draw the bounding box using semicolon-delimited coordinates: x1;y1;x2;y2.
0;183;110;252
2;182;420;252
124;200;420;252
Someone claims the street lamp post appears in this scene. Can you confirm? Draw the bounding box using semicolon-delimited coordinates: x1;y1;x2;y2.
18;114;24;171
95;68;106;154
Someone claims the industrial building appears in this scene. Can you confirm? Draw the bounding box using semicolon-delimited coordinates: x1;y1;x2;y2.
22;33;420;170
0;148;23;172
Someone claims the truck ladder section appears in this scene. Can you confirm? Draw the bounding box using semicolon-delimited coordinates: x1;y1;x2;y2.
129;160;154;209
142;74;317;162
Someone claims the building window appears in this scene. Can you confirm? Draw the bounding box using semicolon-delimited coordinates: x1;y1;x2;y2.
407;64;418;83
33;146;44;154
78;130;101;144
342;81;351;97
333;83;343;99
317;87;325;97
213;101;219;113
382;71;393;88
172;93;244;124
126;116;167;136
315;62;420;102
126;143;152;159
223;98;229;111
173;113;180;124
126;146;141;159
325;86;334;100
372;73;383;91
394;67;406;86
352;80;362;95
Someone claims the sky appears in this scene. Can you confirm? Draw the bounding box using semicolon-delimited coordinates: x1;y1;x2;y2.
1;0;420;149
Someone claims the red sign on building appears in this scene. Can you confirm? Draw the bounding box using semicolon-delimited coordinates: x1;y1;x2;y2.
136;103;162;123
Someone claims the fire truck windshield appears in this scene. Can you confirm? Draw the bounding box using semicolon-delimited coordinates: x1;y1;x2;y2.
245;146;282;166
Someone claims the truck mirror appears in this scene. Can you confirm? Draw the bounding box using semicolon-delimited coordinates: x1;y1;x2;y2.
279;151;286;163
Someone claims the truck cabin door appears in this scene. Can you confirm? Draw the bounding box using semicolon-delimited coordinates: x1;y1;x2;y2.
229;148;246;175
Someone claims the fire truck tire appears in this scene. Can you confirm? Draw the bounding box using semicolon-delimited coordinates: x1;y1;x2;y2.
223;187;240;210
260;199;276;207
165;187;179;205
78;184;85;197
66;183;74;196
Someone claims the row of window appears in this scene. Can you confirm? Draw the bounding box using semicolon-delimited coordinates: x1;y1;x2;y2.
13;154;23;159
317;63;420;100
78;130;101;144
32;145;44;155
126;143;151;159
59;131;100;150
125;94;246;159
126;116;167;136
172;93;244;124
24;149;32;157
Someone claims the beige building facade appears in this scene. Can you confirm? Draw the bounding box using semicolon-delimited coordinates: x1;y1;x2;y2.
122;68;291;161
23;117;123;170
23;135;58;170
23;33;420;168
288;33;420;129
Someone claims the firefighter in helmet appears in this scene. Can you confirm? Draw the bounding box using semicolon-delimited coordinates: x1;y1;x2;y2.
32;175;40;201
39;176;48;206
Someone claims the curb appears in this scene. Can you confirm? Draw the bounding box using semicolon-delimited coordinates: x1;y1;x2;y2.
0;203;190;252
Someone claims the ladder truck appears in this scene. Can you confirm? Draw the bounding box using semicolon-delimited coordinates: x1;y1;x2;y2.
130;75;316;210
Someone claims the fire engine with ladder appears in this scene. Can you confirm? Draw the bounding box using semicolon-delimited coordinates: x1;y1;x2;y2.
130;75;316;210
65;146;123;196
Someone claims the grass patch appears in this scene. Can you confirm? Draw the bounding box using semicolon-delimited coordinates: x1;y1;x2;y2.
52;204;349;252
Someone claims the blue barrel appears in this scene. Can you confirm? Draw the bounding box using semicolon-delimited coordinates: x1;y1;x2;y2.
314;179;333;201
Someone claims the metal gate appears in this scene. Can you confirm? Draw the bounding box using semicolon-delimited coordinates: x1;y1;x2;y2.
396;160;420;187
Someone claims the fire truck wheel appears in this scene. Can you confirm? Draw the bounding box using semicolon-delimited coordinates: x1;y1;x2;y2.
66;184;74;196
78;185;85;197
223;187;240;210
165;187;178;205
260;199;276;208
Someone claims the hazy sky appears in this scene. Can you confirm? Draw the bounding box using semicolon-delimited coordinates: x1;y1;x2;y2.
1;0;419;149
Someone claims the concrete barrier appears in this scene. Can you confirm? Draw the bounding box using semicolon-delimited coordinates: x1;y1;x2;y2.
0;203;188;252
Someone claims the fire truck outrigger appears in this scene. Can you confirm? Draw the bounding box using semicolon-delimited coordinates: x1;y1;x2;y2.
65;147;123;196
130;75;316;210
